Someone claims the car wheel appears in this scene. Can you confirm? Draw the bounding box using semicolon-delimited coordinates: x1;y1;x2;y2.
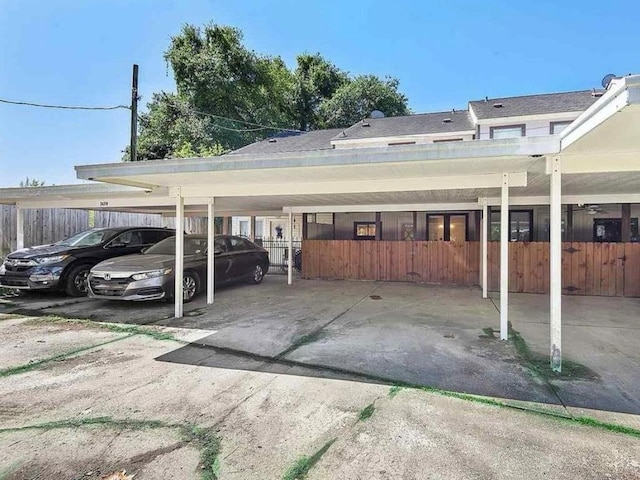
182;271;199;303
249;264;265;285
64;264;92;297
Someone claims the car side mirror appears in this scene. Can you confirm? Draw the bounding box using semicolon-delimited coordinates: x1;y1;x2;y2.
141;246;150;254
214;247;224;255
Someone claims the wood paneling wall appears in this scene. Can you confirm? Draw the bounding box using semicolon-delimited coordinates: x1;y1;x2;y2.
487;242;640;297
302;239;640;298
302;240;479;286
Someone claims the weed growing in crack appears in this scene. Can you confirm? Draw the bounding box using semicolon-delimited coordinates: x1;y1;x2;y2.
388;385;403;398
183;425;221;480
25;315;183;343
282;438;336;480
357;403;376;421
0;335;133;378
0;417;223;480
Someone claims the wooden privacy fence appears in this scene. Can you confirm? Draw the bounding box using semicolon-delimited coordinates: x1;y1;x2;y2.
302;240;480;286
0;205;207;257
487;241;640;297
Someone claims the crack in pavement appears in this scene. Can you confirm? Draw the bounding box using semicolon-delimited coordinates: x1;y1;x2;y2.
273;282;386;360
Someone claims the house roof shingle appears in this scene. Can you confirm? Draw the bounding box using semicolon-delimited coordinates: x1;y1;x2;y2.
333;111;474;141
469;90;602;120
228;128;343;155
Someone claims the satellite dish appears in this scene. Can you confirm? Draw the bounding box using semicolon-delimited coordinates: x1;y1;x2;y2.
601;73;617;89
370;110;385;119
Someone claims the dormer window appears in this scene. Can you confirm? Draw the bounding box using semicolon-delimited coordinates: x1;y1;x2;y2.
493;103;503;108
442;118;452;123
490;124;526;139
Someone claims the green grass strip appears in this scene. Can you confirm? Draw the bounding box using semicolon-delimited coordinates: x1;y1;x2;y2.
0;334;133;378
388;385;403;398
282;438;336;480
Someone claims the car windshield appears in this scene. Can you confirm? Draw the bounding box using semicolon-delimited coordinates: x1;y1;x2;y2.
145;236;208;256
57;229;122;247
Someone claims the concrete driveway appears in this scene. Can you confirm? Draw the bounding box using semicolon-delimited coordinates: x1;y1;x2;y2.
2;275;639;414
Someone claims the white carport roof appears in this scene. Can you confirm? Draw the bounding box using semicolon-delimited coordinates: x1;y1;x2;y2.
69;75;640;213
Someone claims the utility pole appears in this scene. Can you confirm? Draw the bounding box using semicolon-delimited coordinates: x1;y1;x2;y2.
130;64;139;162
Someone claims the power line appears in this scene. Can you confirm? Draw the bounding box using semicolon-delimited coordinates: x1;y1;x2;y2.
166;97;300;133
0;98;130;111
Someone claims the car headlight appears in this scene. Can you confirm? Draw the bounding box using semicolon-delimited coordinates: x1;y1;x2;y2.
37;255;70;265
131;268;172;281
0;264;5;274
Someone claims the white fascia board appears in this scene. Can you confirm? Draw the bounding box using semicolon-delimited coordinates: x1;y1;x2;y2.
330;130;476;146
16;195;210;210
285;203;481;214
560;75;640;151
483;193;640;206
171;172;527;198
75;136;557;186
0;183;163;205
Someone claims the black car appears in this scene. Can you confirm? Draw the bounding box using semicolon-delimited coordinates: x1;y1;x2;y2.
88;235;270;302
0;227;175;296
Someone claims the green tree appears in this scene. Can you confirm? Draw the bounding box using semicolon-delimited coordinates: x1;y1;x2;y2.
318;75;410;128
129;24;410;161
293;53;349;131
19;177;45;187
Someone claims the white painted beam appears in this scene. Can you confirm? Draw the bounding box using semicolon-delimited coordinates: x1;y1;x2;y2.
174;191;184;318
481;199;488;299
285;202;482;214
207;198;215;305
287;209;293;286
16;207;24;250
500;174;509;340
172;172;527;199
550;158;562;372
483;193;640;207
554;153;640;174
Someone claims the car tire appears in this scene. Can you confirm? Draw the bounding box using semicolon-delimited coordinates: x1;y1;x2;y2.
249;264;265;285
181;271;200;303
64;263;92;297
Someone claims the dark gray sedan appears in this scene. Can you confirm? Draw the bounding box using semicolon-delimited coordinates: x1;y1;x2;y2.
88;235;270;302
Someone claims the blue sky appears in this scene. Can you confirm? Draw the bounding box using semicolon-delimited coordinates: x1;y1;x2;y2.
1;0;638;187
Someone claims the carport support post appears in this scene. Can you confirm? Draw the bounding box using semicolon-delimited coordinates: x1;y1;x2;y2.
481;199;488;299
174;189;184;318
550;157;562;372
288;209;293;285
207;197;215;305
16;206;24;250
500;174;509;340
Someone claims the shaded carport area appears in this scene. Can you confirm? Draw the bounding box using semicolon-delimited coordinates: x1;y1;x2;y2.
3;75;640;415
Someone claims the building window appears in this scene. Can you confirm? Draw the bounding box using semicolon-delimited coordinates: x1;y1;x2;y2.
388;141;416;146
401;223;415;241
238;220;249;237
490;210;533;242
354;222;376;240
426;214;467;241
490;124;526;139
550;121;572;135
593;218;639;242
433;138;464;143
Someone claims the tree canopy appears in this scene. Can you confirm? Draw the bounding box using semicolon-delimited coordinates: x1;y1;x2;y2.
129;23;410;161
